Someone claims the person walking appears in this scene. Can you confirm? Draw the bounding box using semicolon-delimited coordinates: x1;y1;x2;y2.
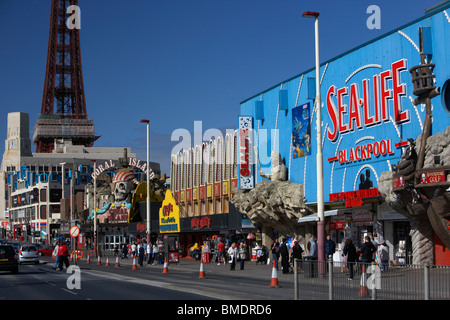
216;240;225;265
57;240;70;271
343;239;357;280
52;241;60;270
279;238;290;274
146;242;153;265
131;242;136;258
138;243;145;266
122;243;128;259
271;240;280;270
308;236;318;259
152;243;159;265
228;243;238;271
239;243;248;270
291;240;303;272
378;241;389;272
325;234;336;261
360;236;376;264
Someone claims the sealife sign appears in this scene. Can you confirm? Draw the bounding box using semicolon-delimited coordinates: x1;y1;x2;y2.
238;116;255;189
159;190;181;233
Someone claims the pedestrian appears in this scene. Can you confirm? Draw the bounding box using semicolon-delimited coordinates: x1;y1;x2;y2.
227;243;238;271
138;243;145;266
146;242;153;265
131;242;136;258
291;240;303;272
113;245;119;258
152;243;159;265
57;240;70;271
217;240;225;265
360;236;376;264
378;241;389;272
279;238;290;274
122;243;128;259
239;243;248;270
343;239;357;280
307;236;318;259
271;240;280;270
325;234;336;261
52;241;60;270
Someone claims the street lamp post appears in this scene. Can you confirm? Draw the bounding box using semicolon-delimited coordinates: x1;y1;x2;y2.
140;119;151;245
90;160;97;257
302;11;325;264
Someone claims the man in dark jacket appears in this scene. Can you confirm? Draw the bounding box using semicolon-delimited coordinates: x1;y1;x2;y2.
343;239;357;279
325;235;336;261
279;238;290;274
360;236;376;263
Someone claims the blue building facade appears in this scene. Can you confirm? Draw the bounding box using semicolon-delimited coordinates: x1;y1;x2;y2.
239;4;450;260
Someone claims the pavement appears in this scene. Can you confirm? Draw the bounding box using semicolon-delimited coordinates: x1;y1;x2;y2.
41;254;297;300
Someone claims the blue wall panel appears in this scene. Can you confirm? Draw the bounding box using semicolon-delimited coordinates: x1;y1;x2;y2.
240;6;450;204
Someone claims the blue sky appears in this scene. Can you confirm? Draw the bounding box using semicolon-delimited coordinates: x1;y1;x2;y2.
0;0;445;175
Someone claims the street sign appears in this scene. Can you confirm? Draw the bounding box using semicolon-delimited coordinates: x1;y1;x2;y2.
70;225;80;238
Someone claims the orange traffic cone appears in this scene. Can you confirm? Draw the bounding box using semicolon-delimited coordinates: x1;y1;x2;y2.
86;255;90;264
358;265;369;297
97;255;101;265
105;256;110;266
269;261;280;288
199;258;206;279
162;257;169;274
115;256;120;267
132;257;138;270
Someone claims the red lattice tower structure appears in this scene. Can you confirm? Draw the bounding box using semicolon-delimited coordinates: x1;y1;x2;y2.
33;0;98;153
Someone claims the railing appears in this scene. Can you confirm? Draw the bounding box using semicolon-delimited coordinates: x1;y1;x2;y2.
293;259;450;300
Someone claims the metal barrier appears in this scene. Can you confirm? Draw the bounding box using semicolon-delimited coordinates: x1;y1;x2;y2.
293;259;450;300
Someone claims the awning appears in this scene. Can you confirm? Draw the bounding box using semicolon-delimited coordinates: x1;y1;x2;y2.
297;210;338;223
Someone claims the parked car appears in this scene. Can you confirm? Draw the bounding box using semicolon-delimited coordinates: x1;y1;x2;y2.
38;245;55;256
18;245;39;265
0;245;19;274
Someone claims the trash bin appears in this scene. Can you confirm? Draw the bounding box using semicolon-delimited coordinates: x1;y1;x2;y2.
303;256;317;278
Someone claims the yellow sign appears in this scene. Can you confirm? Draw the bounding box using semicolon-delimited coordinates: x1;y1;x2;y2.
159;190;181;233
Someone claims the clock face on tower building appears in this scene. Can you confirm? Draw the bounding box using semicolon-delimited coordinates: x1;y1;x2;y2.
8;140;17;150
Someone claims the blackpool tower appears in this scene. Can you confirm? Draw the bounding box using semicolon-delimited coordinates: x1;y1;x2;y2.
33;0;98;153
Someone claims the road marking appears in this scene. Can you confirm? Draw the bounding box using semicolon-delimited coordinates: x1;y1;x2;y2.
62;288;78;295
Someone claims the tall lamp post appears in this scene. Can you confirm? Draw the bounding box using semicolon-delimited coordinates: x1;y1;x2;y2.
302;11;325;264
140;119;151;245
90;160;97;257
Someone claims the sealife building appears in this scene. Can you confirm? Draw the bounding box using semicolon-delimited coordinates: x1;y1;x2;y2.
233;3;450;265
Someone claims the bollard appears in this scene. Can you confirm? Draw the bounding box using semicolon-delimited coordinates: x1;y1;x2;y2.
294;259;299;300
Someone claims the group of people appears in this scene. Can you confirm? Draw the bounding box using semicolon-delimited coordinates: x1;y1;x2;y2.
270;238;306;274
342;235;390;280
116;241;160;267
51;239;70;271
226;242;249;271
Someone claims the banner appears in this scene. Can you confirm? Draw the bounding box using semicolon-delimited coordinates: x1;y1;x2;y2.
292;102;311;158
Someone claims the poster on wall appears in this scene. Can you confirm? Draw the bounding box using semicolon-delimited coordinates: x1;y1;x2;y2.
292;102;311;158
238;116;255;189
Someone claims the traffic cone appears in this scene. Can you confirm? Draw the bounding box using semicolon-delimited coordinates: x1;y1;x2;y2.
132;257;138;270
105;256;110;266
358;265;369;297
97;255;101;265
269;261;280;288
162;257;169;274
70;253;73;262
115;256;120;267
199;258;206;279
86;255;90;264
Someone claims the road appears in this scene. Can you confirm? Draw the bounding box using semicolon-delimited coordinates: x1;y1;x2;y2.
0;261;215;300
0;255;298;301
